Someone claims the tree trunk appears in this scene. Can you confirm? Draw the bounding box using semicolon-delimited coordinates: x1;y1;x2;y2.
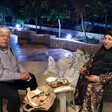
2;9;6;25
105;8;107;31
76;15;80;25
81;14;88;41
58;19;61;37
35;16;38;33
22;22;24;29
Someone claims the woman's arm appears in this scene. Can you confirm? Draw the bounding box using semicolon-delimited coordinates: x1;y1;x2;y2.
85;73;112;84
99;73;112;84
86;75;101;82
81;56;94;75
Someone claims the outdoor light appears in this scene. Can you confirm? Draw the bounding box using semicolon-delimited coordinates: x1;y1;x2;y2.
66;34;72;39
16;24;22;30
16;24;20;29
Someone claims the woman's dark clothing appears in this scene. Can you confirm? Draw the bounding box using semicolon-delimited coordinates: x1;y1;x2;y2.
75;46;112;112
0;73;37;112
90;45;112;75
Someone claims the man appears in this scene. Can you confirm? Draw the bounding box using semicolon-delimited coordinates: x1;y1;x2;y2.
0;27;37;112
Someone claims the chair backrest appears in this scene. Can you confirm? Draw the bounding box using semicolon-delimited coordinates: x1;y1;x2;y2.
103;81;112;96
100;81;112;112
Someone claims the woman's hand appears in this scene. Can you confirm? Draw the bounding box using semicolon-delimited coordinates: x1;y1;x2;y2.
86;75;101;82
80;67;87;75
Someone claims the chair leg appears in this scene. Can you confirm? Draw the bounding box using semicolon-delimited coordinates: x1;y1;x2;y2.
0;98;2;112
99;97;103;112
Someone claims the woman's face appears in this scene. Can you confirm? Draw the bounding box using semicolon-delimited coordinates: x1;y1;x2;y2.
103;34;112;49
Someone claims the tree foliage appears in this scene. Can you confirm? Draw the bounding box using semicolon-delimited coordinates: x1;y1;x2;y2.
72;0;94;40
86;0;112;23
20;0;49;31
0;0;112;34
44;0;72;22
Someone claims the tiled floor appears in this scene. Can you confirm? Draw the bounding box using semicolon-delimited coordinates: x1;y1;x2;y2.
10;34;73;61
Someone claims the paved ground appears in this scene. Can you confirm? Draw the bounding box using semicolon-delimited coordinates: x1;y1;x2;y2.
10;34;73;61
7;34;112;112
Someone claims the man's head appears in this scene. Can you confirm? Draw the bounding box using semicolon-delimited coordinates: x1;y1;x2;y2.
0;27;10;49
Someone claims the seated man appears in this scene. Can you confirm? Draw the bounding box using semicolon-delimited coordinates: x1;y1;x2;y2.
0;27;37;112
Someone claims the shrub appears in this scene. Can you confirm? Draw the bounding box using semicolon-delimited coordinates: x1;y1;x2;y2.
82;36;99;44
74;23;94;32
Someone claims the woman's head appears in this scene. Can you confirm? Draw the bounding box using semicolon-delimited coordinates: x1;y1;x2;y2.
103;31;112;49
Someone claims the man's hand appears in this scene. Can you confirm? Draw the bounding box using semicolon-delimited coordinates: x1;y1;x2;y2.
80;67;87;75
20;72;31;81
86;75;101;82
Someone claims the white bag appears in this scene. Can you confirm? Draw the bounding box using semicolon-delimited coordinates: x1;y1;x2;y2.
64;69;80;87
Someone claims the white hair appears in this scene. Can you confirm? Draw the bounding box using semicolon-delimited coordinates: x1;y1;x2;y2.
0;27;10;33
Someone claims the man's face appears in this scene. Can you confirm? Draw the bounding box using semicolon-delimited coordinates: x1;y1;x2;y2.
0;31;10;49
103;34;112;49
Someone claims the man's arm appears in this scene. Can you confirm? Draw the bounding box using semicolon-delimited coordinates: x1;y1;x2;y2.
0;57;21;81
0;60;31;81
14;53;26;73
0;60;21;81
12;51;31;81
18;62;26;73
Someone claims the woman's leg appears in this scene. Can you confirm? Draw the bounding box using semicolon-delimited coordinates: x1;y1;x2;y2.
75;75;89;105
79;83;103;112
0;83;20;112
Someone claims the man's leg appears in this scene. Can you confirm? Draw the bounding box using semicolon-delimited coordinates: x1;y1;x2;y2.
14;73;38;112
0;83;20;112
15;73;38;90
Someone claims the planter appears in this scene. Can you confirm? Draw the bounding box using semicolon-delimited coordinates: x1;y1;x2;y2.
31;34;50;44
50;36;102;55
12;30;102;55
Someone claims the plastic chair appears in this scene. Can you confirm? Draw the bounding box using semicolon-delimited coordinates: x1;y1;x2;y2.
0;98;2;112
100;81;112;112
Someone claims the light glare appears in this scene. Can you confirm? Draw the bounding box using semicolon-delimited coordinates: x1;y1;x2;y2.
67;34;72;39
16;24;20;29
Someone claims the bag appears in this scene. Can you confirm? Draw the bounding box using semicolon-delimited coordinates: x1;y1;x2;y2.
23;86;56;112
64;69;80;87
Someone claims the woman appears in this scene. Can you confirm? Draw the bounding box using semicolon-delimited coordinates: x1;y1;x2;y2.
75;31;112;112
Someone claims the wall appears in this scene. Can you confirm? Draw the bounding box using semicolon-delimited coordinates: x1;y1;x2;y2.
12;30;102;55
24;24;104;43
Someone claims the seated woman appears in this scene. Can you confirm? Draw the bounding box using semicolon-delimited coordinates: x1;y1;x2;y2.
75;31;112;112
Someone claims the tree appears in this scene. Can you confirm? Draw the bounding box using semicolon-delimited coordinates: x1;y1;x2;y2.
73;0;96;41
0;0;25;25
44;0;72;37
0;0;12;25
20;0;49;32
85;0;112;31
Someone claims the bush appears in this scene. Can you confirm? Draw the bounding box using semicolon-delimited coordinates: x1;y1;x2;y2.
82;36;99;44
74;23;94;32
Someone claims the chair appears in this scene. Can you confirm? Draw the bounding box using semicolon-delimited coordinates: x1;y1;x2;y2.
100;81;112;112
0;98;2;112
